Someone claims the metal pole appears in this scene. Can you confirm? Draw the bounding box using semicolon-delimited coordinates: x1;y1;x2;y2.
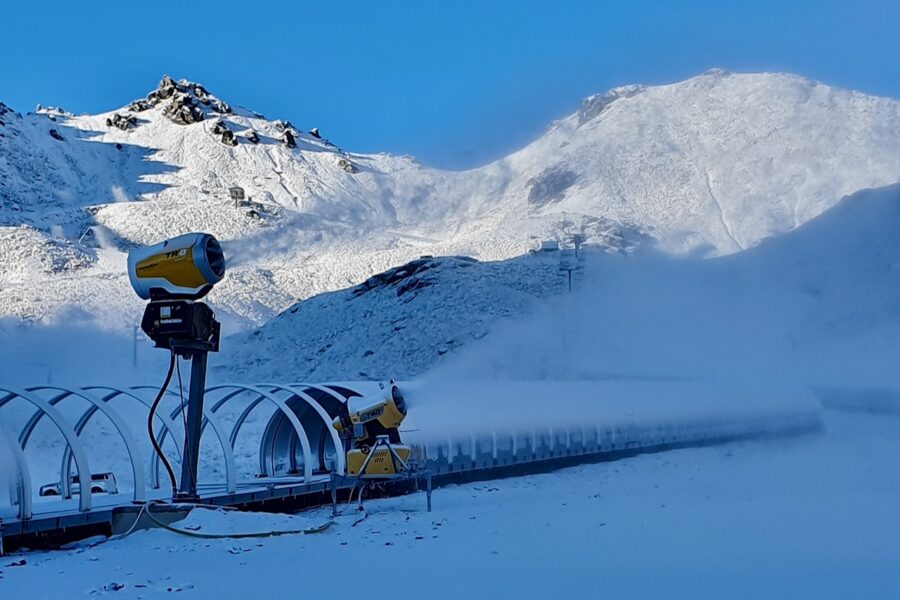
330;472;338;517
177;350;208;501
132;325;138;368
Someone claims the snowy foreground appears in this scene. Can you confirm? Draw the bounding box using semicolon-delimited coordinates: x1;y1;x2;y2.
3;409;898;599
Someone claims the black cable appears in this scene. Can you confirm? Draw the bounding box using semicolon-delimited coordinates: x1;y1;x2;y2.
148;351;178;497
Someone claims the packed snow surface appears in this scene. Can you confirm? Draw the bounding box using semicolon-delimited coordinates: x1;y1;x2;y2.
2;410;897;599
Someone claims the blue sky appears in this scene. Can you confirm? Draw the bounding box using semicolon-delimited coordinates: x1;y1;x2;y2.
1;1;897;169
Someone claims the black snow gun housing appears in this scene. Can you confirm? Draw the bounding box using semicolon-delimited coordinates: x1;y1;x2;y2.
333;382;411;478
127;233;225;352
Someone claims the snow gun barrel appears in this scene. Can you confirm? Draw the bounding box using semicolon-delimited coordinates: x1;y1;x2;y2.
127;232;225;301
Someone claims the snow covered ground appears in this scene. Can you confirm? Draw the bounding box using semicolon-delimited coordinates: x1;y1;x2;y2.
2;408;897;599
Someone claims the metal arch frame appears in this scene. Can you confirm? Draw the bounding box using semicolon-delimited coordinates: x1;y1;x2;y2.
208;387;297;476
132;385;237;494
195;387;259;472
259;383;347;475
257;390;300;477
204;384;313;481
163;391;238;493
0;378;825;534
83;386;184;491
0;418;32;520
315;382;366;403
0;387;93;512
208;388;259;449
23;386;148;504
291;382;354;416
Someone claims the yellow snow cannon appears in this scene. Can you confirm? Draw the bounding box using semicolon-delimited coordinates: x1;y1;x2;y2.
128;233;225;301
333;382;411;477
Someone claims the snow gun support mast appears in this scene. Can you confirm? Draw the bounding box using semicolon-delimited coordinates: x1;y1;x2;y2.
128;233;226;502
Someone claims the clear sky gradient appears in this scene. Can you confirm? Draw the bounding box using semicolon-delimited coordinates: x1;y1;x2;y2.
1;1;897;169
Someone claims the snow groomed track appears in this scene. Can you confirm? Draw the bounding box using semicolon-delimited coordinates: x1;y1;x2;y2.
0;379;821;552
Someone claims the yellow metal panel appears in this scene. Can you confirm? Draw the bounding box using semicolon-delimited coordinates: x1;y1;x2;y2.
349;397;405;430
136;247;207;289
347;445;411;476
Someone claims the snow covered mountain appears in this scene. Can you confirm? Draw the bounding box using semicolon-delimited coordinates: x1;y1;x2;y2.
222;184;900;387
219;252;567;381
1;70;899;332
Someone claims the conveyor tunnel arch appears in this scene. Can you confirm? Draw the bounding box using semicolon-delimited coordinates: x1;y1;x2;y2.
0;382;369;521
0;379;824;526
256;383;354;478
0;387;94;513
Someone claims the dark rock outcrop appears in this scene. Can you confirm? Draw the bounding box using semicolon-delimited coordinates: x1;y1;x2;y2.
337;157;358;173
105;113;137;131
221;129;237;146
576;85;644;126
128;75;230;124
526;167;578;207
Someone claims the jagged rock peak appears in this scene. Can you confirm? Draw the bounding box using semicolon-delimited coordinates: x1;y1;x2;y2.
34;105;74;118
577;84;645;126
129;75;231;123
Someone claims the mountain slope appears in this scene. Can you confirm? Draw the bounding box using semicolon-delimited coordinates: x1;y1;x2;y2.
221;185;900;386
1;70;899;330
217;253;565;381
496;69;900;253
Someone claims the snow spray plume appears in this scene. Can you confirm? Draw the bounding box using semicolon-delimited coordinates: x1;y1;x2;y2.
221;213;332;268
420;185;900;402
90;225;117;250
405;248;826;437
421;249;805;385
111;185;130;203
